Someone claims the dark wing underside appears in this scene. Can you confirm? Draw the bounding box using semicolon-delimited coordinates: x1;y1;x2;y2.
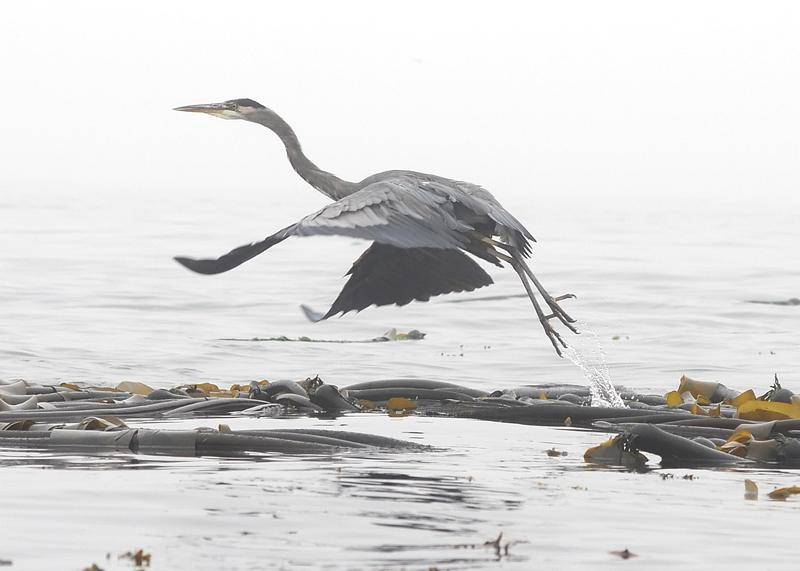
321;243;494;319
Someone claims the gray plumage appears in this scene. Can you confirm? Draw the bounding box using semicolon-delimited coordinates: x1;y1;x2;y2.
173;99;577;355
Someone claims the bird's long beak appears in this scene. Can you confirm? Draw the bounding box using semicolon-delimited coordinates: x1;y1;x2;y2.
173;102;238;119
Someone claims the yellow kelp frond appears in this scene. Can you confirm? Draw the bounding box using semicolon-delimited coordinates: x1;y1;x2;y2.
737;400;800;421
584;435;647;468
729;389;756;407
387;397;417;416
665;391;683;408
744;479;759;500
768;486;800;500
116;381;154;396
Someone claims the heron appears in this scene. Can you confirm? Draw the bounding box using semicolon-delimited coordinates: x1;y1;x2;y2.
174;98;578;355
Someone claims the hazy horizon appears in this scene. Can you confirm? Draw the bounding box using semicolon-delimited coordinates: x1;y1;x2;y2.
1;1;798;214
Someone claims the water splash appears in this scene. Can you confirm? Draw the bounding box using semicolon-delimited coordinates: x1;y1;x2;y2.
562;321;624;408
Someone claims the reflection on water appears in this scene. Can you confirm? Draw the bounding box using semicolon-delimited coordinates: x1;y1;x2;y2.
0;448;157;470
336;468;523;513
351;537;529;570
2;406;800;569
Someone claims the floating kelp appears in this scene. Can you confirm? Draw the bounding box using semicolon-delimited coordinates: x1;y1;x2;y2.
0;417;424;457
335;374;800;468
6;373;800;467
744;479;759;500
748;297;800;306
584;434;648;468
741;479;800;501
449;401;681;426
588;414;800;467
609;549;637;560
0;377;359;421
767;485;800;500
221;327;425;343
249;377;359;413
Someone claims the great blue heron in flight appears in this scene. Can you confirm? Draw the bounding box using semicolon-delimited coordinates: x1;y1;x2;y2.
174;99;578;355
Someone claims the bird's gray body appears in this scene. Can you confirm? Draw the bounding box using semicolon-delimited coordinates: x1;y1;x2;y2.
294;171;533;255
174;99;576;355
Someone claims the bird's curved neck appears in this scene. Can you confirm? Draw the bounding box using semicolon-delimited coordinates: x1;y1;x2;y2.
253;110;358;201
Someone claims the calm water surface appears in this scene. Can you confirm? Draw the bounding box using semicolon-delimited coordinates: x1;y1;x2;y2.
1;189;798;569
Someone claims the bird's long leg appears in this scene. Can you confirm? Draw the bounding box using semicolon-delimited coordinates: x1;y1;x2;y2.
494;251;567;356
513;253;578;331
480;236;578;329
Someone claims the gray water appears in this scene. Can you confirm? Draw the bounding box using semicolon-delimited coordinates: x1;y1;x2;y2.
1;188;799;569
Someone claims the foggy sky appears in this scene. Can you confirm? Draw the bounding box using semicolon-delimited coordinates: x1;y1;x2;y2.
2;1;798;211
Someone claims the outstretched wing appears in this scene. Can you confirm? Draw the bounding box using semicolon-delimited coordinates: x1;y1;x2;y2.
321;243;493;319
174;176;475;275
174;224;297;275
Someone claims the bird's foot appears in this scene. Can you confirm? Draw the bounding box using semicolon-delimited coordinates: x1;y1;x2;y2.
541;293;579;333
539;314;568;357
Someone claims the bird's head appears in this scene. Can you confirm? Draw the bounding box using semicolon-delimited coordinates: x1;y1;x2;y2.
174;98;266;121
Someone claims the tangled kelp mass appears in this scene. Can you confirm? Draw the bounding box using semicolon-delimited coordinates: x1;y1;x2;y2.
4;372;800;570
4;374;800;468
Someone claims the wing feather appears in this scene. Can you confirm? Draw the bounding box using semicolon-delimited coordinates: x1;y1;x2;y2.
173;174;525;276
293;178;473;249
174;224;297;275
321;243;493;318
